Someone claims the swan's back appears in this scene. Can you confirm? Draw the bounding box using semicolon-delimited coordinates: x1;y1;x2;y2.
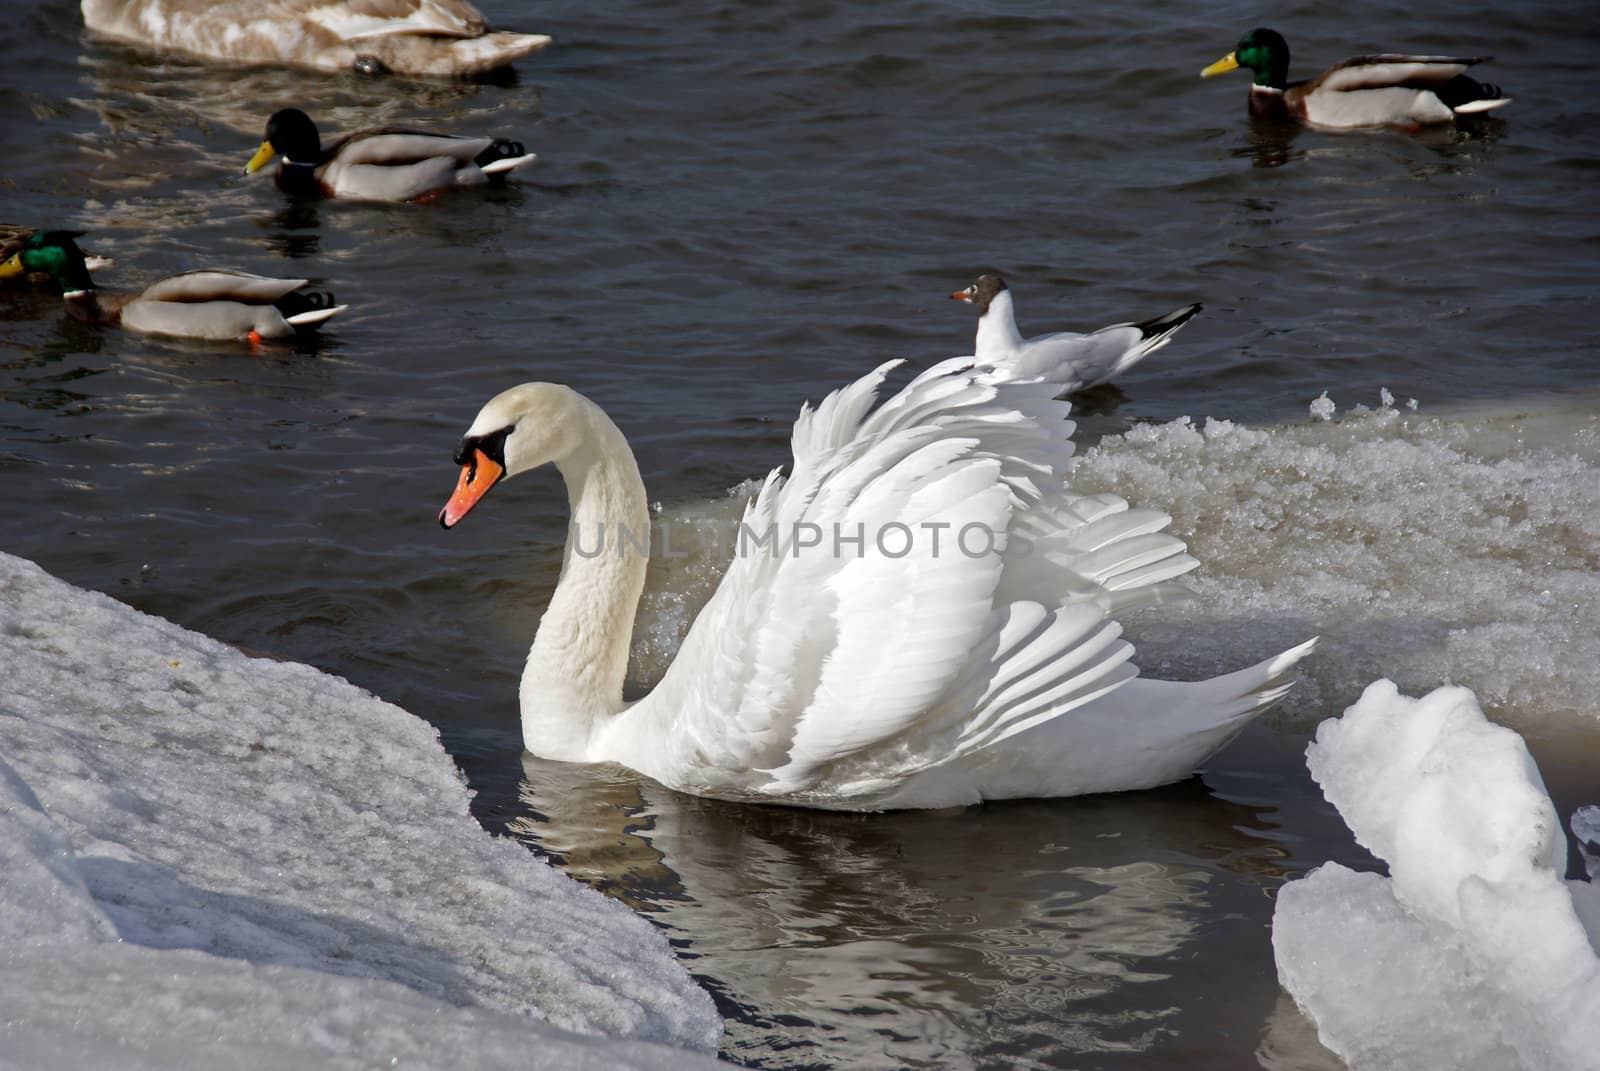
81;0;551;76
601;358;1251;808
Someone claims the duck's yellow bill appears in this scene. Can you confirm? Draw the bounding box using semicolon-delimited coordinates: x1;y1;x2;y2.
0;253;24;279
244;141;277;175
1201;52;1240;78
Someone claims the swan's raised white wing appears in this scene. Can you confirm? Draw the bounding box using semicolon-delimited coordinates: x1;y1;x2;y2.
609;359;1195;803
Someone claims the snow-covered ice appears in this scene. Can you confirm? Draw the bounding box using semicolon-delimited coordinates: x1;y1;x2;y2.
1272;680;1600;1071
1069;397;1600;724
0;553;722;1069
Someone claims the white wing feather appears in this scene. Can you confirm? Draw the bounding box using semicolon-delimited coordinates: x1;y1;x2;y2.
608;352;1199;800
303;0;486;40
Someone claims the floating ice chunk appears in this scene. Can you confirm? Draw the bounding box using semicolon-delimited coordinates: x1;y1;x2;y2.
1070;401;1600;722
1308;391;1336;421
1272;681;1600;1071
1575;806;1600;881
1379;387;1394;409
0;553;721;1068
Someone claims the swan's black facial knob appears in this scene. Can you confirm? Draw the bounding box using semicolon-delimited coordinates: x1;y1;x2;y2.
452;425;512;469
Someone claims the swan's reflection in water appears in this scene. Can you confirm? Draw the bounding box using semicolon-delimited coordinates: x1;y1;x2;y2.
504;755;1303;1069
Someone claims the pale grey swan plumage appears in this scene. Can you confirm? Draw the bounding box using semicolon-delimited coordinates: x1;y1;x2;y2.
81;0;551;77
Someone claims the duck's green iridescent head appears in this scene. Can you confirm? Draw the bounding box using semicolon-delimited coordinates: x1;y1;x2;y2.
0;230;95;293
244;108;322;173
1202;27;1291;89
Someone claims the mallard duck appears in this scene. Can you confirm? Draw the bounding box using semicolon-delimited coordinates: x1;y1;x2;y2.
244;108;537;202
79;0;550;78
1;225;113;288
0;231;346;342
1201;28;1511;128
950;274;1201;393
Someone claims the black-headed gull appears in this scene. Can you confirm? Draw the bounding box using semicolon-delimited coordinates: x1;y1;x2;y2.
950;274;1201;393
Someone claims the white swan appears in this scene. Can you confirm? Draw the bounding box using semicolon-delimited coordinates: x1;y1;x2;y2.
439;357;1315;810
81;0;550;78
951;274;1201;392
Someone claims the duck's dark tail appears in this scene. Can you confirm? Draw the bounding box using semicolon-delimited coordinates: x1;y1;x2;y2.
276;287;346;328
1439;74;1511;115
475;139;539;176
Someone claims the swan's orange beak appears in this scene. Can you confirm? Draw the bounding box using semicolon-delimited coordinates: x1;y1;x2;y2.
439;449;504;528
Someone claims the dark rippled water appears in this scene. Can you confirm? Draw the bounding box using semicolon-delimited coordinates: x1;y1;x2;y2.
3;1;1598;1066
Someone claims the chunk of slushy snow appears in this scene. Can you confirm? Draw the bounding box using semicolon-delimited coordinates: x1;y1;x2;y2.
1273;681;1600;1071
0;552;722;1069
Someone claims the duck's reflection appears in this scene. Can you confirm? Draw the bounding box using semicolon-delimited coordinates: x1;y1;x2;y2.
256;202;322;260
63;45;542;261
507;755;1297;1066
1229;114;1506;171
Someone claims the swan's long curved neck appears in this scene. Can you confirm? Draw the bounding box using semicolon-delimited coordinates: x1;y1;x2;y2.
975;289;1024;357
521;398;650;761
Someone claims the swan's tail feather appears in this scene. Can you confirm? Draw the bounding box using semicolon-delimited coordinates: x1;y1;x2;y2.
364;31;552;77
1184;636;1318;725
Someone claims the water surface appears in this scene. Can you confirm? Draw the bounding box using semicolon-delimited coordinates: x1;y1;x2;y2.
2;1;1597;1066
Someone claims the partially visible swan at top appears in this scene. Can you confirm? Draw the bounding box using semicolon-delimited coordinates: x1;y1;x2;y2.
438;354;1316;811
950;274;1202;393
80;0;551;78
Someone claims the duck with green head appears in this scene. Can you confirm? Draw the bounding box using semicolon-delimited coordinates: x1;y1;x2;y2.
1201;28;1511;128
244;107;538;202
0;231;347;343
0;226;114;288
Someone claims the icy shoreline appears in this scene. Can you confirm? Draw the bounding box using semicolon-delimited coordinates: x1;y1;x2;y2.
0;552;721;1068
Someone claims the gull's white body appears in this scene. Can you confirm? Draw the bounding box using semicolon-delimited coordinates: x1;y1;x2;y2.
456;357;1314;811
973;290;1194;393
